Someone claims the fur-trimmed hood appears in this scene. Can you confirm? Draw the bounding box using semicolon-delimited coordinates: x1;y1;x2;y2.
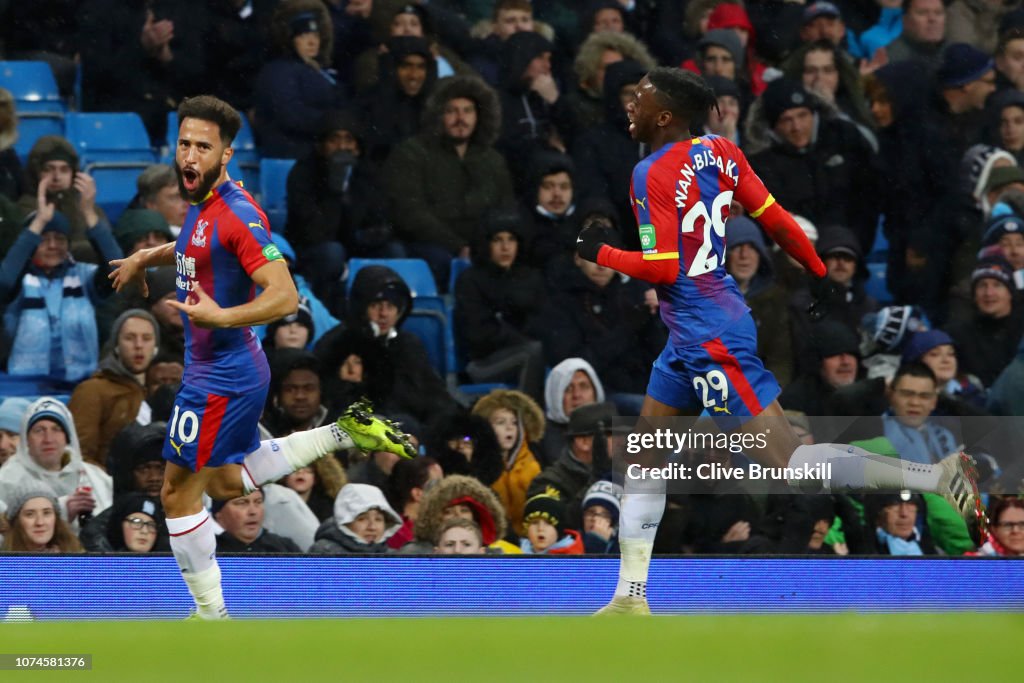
421;75;502;147
424;411;504;486
471;389;545;442
270;0;334;66
412;474;507;545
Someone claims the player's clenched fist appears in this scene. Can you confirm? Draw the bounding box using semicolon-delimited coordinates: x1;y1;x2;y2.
576;216;617;263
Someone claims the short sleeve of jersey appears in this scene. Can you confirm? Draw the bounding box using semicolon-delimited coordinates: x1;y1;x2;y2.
631;158;681;261
724;139;775;219
218;211;281;277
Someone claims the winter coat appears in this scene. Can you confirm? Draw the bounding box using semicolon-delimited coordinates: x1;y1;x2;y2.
471;390;546;535
571;61;647;235
261;482;320;552
424;411;504;487
254;55;344;159
217;529;302;553
885;34;948;71
948;305;1024;387
538;358;605;464
314;266;457;422
526;446;592;530
410;474;508;547
454;255;545;362
308;482;403;553
0;397;113;531
383;75;513;253
539;261;665;395
0;224;122;383
203;0;279;111
748;115;881;254
947;0;1022;54
68;309;158;469
308;518;392;554
520;528;584;554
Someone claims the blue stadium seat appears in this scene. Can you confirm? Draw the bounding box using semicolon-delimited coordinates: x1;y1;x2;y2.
0;373;76;398
12;113;63;162
0;61;63;113
259;158;296;233
83;164;146;224
346;258;438;298
403;310;448;375
448;257;472;294
65;112;156;164
865;261;893;305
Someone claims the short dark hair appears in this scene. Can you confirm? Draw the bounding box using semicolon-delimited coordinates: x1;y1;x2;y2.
494;0;532;18
177;95;242;146
892;362;937;388
646;67;719;125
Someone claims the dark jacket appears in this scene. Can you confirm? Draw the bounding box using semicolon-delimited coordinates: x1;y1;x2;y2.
571;60;647;239
948;305;1024;387
254;55;345;159
423;410;504;487
383;75;513;253
203;0;278;111
216;529;302;553
453;210;545;361
309;517;392;554
540;261;665;395
314;265;457;422
77;0;207;140
749;115;881;254
526;448;592;530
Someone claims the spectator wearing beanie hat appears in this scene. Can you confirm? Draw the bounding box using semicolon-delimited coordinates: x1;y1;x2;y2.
1;482;83;552
948;255;1024;386
0;204;123;383
519;486;584;554
263;300;316;351
103;492;168;553
749;79;880;255
113;209;174;257
982;214;1024;289
581;479;621;554
902;329;986;409
779;321;862;416
704;3;768;95
725;217;793;386
0;397;31;466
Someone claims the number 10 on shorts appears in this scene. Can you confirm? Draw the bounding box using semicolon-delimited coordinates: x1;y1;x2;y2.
169;404;200;445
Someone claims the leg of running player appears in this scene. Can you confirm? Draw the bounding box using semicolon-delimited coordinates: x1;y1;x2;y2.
162;462;227;620
599;395;696;615
738;401;974;503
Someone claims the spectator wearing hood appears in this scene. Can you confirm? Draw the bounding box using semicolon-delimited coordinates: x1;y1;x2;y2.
314;265;457;422
539;222;665;407
0;204;122;384
525;154;588;276
749;79;881;254
683;29;755;105
383;74;513;289
254;235;339;345
903;329;987;409
468;0;550;88
400;473;518;553
863;61;954;315
789;226;879;372
779;321;863;416
69;309;160;470
538;358;605;465
567;31;655;132
453;206;546;401
863;491;939;555
214;489;303;553
885;0;949;70
471;388;545;535
703;3;768;96
572;60;647;236
262;301;316;352
357;36;439;163
0;397;113;533
103;492;169;553
423;410;504;487
79;421;168;550
495;31;577;193
0;398;30;466
948;255;1024;386
725;217;794;386
254;1;345;159
309;483;402;553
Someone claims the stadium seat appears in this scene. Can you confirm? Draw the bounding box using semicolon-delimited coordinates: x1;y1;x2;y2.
65;112;156;165
259;158;296;233
448;257;472;294
346;258;438;298
865;261;893;305
403;310;448;375
12;113;64;162
0;373;76;398
0;61;63;113
83;164;146;224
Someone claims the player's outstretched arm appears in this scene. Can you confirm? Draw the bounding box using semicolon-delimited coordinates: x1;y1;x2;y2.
108;242;176;297
169;259;298;329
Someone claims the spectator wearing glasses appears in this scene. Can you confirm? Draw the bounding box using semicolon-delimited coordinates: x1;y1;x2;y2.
104;492;168;553
968;496;1024;556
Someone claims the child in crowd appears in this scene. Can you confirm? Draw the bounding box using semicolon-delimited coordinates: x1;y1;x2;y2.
519;487;583;555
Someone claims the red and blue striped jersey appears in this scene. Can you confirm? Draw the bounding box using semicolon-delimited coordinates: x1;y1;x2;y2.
630;134;776;347
175;180;281;392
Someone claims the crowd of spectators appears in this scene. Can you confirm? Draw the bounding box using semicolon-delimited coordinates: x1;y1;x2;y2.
0;0;1023;557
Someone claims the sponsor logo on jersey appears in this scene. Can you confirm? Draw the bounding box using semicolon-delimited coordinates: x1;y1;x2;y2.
638;224;656;250
262;244;283;261
712;403;731;416
191;219;209;248
169;439;185;458
634;196;647;211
